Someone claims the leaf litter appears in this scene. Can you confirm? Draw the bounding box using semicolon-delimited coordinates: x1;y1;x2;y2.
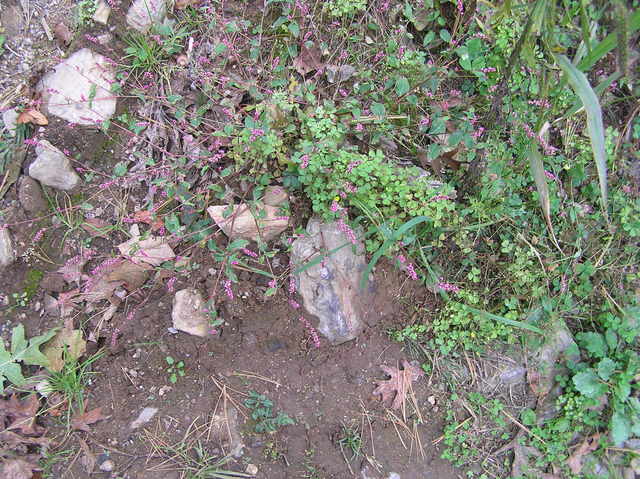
373;360;425;410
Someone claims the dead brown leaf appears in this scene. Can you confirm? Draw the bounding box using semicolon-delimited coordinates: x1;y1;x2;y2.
53;22;73;46
16;109;48;126
71;407;106;432
132;210;163;231
2;458;41;479
176;0;200;8
118;236;175;267
372;360;424;410
57;255;91;285
0;430;53;448
567;433;600;475
81;218;113;239
43;326;87;372
78;438;96;473
0;394;43;436
293;44;324;76
105;260;152;291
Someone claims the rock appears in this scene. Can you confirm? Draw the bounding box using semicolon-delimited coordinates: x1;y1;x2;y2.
29;140;80;191
99;459;114;472
18;176;47;213
118;235;175;267
1;109;19;137
0;5;23;37
171;289;210;337
126;0;170;33
207;203;288;242
93;0;111;24
326;64;357;83
291;217;373;344
0;228;16;269
130;407;158;429
37;48;117;125
262;185;289;206
245;464;258;476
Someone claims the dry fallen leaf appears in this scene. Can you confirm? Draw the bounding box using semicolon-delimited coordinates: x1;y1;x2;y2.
43;326;87;372
175;0;200;8
0;430;53;448
132;210;164;231
0;394;43;436
53;22;73;46
293;44;324;76
16;109;48;126
78;438;96;473
71;406;106;432
105;259;152;291
372;360;424;410
2;458;41;479
567;433;600;475
57;255;91;285
118;236;176;267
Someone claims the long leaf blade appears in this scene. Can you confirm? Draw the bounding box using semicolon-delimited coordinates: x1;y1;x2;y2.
556;54;608;219
465;306;544;334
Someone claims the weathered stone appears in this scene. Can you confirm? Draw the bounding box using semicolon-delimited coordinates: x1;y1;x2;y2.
207;204;288;242
291;217;373;345
29;140;80;191
93;0;111;24
126;0;170;33
262;185;289;206
326;64;356;84
1;109;19;137
0;228;16;269
18;176;47;213
172;289;210;337
37;48;116;125
130;407;158;429
118;235;175;267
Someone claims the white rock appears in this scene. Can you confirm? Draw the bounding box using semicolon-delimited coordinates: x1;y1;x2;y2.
172;289;210;337
130;407;158;429
37;48;116;125
99;460;114;472
93;0;111;24
1;109;18;136
246;464;258;476
118;235;175;267
0;228;15;269
126;0;170;33
29;140;80;191
207;203;288;242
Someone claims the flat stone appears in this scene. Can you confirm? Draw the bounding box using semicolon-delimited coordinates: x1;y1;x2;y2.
18;176;47;213
0;228;16;269
262;185;288;206
37;48;117;125
29;140;80;191
2;109;19;137
126;0;170;33
172;289;210;337
93;0;111;24
130;407;158;429
291;217;373;345
207;203;288;242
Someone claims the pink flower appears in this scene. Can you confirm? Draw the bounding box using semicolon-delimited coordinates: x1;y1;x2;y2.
242;248;258;258
437;281;460;293
355;123;364;132
299;154;309;169
405;263;418;281
223;280;234;299
299;317;320;348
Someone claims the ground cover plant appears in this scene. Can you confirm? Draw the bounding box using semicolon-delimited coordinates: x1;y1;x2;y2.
0;0;639;477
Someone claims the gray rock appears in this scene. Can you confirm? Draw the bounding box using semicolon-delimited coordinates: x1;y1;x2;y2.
126;0;170;33
29;140;80;191
209;406;244;457
172;289;210;337
130;407;158;429
2;109;19;137
291;217;373;345
0;228;16;269
18;176;47;213
99;459;114;472
93;0;111;24
207;203;289;242
326;64;357;83
37;48;117;125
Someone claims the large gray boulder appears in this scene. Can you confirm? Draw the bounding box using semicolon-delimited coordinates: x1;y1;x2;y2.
37;48;116;125
291;217;373;345
126;0;170;33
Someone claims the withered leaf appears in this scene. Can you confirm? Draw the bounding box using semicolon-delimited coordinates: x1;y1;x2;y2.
175;0;200;8
0;430;53;448
53;22;73;46
57;255;91;285
0;394;43;436
293;44;324;76
2;458;41;479
567;433;600;475
43;326;87;372
132;210;163;231
71;407;106;432
372;360;424;410
105;260;152;291
16;109;48;126
118;236;175;267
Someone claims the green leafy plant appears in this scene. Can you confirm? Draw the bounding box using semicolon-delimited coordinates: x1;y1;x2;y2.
0;324;57;394
244;390;295;434
165;356;185;384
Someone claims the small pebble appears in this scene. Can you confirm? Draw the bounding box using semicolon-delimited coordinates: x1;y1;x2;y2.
246;464;258;476
99;459;114;472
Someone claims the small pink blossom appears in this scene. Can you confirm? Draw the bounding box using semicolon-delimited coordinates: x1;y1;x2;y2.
223;280;234;299
299;316;320;348
438;282;460;293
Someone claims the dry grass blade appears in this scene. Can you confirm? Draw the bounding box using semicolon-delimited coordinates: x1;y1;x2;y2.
527;144;561;252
